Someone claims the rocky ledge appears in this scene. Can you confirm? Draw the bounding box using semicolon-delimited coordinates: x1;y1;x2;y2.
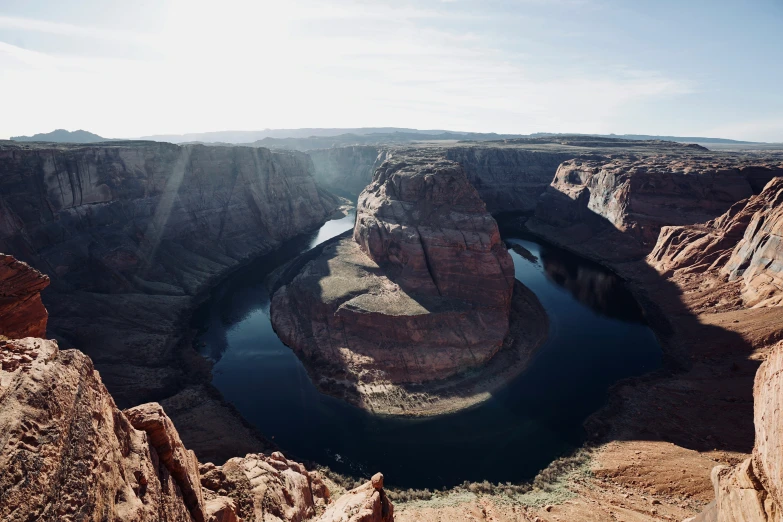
0;337;393;522
0;254;394;522
650;176;783;308
529;155;783;262
270;152;547;415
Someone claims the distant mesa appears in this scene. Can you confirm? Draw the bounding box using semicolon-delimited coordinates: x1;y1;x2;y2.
10;129;109;143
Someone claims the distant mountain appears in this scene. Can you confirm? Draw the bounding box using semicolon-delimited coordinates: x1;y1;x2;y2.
529;132;762;145
139;128;522;144
137;128;766;146
11;129;109;143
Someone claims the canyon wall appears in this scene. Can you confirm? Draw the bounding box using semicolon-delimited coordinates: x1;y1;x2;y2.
308;146;389;196
443;147;574;213
692;341;783;522
649;177;783;308
0;142;339;409
307;145;573;213
530;156;783;262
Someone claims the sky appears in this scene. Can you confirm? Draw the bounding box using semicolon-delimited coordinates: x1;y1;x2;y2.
1;0;781;141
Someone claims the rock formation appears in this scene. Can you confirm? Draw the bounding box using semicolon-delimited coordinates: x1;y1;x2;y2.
270;152;547;414
530;156;783;262
317;473;393;522
0;254;49;339
443;147;574;213
649;176;783;307
691;341;783;521
0;253;393;521
0;337;206;521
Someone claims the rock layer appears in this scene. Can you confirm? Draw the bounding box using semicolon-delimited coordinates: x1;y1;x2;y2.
271;153;528;413
531;156;783;262
649;177;783;307
696;342;783;521
0;254;49;339
0;141;338;412
0;338;202;521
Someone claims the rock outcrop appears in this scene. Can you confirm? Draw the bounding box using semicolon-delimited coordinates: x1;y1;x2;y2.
530;156;783;262
0;337;205;521
199;452;331;522
270;152;546;414
0;253;393;521
695;342;783;521
0;254;49;339
317;473;393;522
649;177;783;307
0;141;339;450
0;336;394;522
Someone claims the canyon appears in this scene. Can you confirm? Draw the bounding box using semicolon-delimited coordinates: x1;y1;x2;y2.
1;135;783;521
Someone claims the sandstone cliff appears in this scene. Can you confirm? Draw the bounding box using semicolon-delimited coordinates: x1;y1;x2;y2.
443;147;574;213
0;336;393;522
0;141;340;460
0;254;49;339
649;177;783;308
691;341;783;522
271;152;546;415
530;156;783;262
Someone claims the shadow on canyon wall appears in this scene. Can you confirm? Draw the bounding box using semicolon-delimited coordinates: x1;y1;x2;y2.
525;199;764;456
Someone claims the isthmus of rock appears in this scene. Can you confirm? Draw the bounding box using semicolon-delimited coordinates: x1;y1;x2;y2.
270;151;548;415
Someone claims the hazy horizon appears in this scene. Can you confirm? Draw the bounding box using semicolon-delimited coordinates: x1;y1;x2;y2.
2;0;782;142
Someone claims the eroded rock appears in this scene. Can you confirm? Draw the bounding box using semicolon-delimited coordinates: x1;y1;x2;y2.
270;153;533;413
0;254;49;339
0;338;200;521
530;156;783;262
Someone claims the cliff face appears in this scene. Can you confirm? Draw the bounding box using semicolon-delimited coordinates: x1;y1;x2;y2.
722;178;783;307
695;342;783;522
648;177;783;308
308;146;389;196
530;156;783;262
0;254;49;339
443;147;573;213
270;152;541;414
353;157;515;309
0;142;339;409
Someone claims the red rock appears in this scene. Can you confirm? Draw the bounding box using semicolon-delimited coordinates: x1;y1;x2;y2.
0;338;199;521
0;254;49;339
125;402;207;522
317;474;393;522
271;152;520;409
